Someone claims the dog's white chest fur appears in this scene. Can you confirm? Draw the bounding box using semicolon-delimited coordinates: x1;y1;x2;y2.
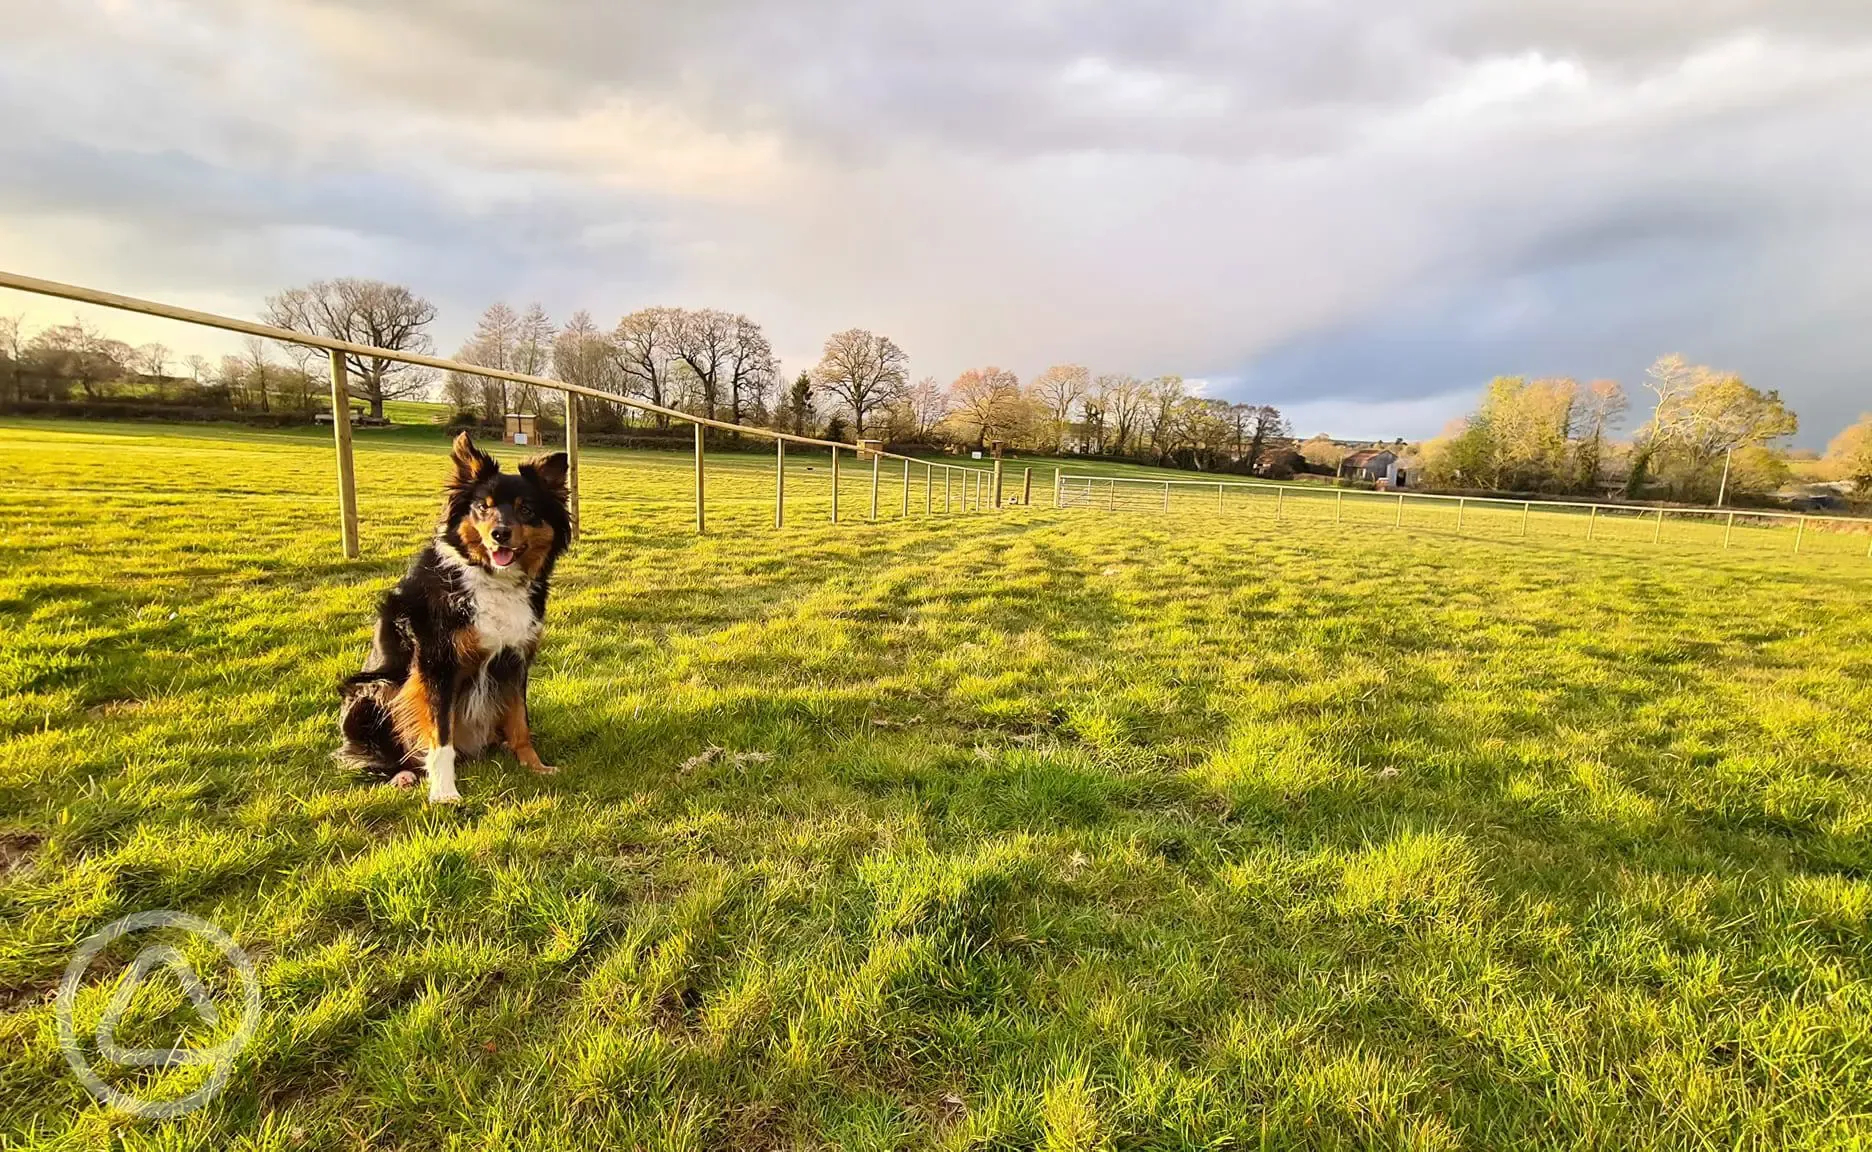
439;544;540;651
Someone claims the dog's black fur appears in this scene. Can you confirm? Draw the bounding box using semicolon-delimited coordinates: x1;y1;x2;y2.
337;433;571;802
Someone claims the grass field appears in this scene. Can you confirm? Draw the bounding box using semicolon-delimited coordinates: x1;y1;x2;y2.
2;420;1870;1150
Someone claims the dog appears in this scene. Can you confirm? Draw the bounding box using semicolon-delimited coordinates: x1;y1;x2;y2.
337;432;572;803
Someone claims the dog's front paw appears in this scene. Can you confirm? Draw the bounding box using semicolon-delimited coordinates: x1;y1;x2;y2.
429;782;462;804
389;770;420;790
529;762;560;776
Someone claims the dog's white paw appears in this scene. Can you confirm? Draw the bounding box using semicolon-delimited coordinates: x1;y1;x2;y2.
424;745;459;804
529;762;560;776
389;770;419;790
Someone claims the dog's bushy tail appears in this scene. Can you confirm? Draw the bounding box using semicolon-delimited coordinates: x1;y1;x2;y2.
336;672;406;778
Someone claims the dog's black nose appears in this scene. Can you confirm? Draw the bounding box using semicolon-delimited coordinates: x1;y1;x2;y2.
489;525;512;544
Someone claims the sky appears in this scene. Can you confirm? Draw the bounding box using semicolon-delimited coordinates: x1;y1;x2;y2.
2;1;1868;444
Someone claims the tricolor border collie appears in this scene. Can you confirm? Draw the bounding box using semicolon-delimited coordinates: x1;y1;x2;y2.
337;433;571;803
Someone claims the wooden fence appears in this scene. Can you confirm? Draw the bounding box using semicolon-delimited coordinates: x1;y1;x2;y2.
1055;473;1872;560
0;270;1002;556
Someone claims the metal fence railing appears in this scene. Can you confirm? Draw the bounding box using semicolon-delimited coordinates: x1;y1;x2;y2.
0;270;1003;557
1054;473;1872;561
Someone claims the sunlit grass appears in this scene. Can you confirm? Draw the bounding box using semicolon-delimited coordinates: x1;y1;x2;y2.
1;419;1870;1149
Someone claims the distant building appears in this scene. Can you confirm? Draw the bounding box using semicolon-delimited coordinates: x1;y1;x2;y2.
1340;449;1399;484
1255;447;1306;479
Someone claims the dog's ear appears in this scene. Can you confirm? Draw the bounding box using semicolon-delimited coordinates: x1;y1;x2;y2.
520;452;570;503
448;432;498;492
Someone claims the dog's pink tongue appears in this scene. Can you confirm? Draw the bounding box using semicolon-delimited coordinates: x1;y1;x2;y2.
492;547;515;567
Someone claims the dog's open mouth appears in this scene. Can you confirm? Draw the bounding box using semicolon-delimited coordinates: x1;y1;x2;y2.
490;546;518;569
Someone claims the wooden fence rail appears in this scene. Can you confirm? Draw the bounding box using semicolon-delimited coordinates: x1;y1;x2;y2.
0;269;999;555
1058;473;1872;560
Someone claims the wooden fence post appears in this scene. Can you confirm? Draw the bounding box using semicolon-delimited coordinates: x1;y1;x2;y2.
694;424;706;535
902;458;910;517
830;446;840;523
945;466;952;513
1725;510;1735;548
1275;487;1284;522
993;459;1003;508
1054;468;1062;508
564;392;580;541
1218;482;1224;512
1108;479;1116;511
1335;488;1343;524
926;463;933;516
1022;467;1031;505
1456;497;1465;535
1395;492;1405;529
1521;501;1530;538
1586;505;1597;541
870;450;880;520
1794;516;1806;554
1652;507;1664;544
775;438;785;529
327;349;359;559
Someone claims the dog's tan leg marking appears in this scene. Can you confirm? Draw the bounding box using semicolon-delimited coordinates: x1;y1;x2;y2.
501;687;557;775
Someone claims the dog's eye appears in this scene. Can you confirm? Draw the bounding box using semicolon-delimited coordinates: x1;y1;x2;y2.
514;500;531;518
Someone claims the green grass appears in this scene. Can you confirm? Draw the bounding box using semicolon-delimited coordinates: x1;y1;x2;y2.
379;400;453;426
2;419;1871;1149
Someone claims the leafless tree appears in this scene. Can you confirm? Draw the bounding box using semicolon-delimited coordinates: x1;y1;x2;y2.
0;314;23;403
512;303;555;414
1028;364;1089;451
1092;373;1142;455
552;310;619;427
264;279;437;419
133;343;170;380
904;376;950;441
946;366;1026;449
813;328;907;437
242;336;273;413
612;307;681;426
1144;375;1187;462
1233;403;1288;471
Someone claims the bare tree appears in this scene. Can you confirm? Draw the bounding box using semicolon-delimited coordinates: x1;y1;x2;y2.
1144;375;1187;463
946;366;1025;449
512;303;554;414
1574;379;1627;489
1028;364;1089;452
612;307;681;426
813;328;907;437
242;336;273;414
726;314;778;425
185;354;210;384
264;279;437;419
0;314;23;403
1233;404;1288;472
904;376;950;441
552;310;618;427
1092;373;1142;455
133;343;170;380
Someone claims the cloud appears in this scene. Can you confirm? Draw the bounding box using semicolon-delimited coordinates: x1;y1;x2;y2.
2;0;1869;443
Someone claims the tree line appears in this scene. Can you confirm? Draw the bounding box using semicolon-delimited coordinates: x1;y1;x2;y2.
7;279;1868;500
1417;355;1854;502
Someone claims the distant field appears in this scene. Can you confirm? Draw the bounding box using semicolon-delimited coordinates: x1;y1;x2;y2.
2;420;1870;1149
380;398;452;425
